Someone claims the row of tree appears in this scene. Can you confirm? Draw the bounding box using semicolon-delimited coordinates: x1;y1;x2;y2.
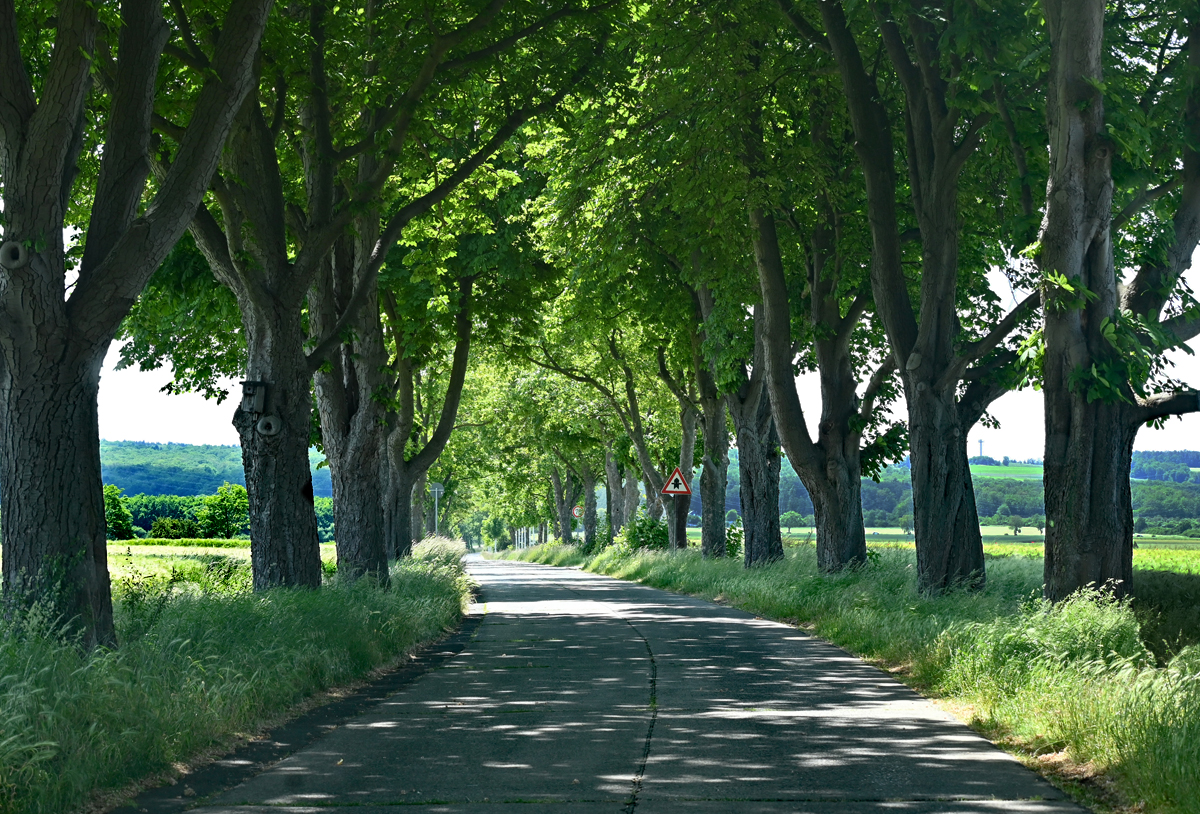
2;0;1198;649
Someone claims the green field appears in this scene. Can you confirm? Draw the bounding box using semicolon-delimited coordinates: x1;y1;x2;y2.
686;527;1200;575
106;543;339;579
968;463;1045;479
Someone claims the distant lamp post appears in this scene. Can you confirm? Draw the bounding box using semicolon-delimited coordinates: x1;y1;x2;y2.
430;482;445;534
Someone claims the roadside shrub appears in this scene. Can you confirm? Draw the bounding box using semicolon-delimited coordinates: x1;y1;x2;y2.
412;536;467;568
616;510;668;552
725;521;743;559
937;588;1152;705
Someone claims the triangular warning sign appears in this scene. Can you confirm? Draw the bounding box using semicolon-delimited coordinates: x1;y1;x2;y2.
660;466;692;496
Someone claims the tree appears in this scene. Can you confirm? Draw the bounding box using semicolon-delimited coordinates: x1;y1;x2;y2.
784;0;1040;593
0;0;272;646
1009;516;1024;536
198;483;250;540
781;511;802;532
104;486;135;541
1035;0;1200;599
726;509;740;524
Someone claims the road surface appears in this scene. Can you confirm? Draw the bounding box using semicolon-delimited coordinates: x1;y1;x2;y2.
187;556;1083;813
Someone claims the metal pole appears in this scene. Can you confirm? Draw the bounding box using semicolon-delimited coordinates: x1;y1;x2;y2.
434;492;439;535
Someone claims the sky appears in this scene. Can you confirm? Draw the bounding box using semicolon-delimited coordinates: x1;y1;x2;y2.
98;264;1200;456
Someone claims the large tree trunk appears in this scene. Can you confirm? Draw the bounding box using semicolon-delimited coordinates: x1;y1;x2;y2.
670;407;698;550
623;470;641;526
551;467;575;544
581;462;598;551
411;471;428;544
311;241;388;582
1037;0;1122;600
732;392;783;567
1043;400;1136;599
0;355;115;648
1037;1;1200;599
235;305;322;590
605;449;623;537
697;396;729;559
907;393;984;592
811;0;996;592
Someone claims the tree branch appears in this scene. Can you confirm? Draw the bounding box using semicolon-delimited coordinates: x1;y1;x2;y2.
1136;391;1200;424
936;290;1038;392
773;0;830;52
1113;177;1182;231
858;355;897;422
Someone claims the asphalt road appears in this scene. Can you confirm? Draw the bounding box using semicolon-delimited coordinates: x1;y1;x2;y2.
191;556;1084;814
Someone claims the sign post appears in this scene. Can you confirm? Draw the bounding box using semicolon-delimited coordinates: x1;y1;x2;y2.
660;467;692;550
430;482;445;535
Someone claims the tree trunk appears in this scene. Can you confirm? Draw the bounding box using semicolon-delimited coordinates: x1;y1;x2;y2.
234;305;322;590
733;393;784;567
1043;400;1136;599
908;393;985;592
645;484;663;522
551;467;574;544
671;407;698;550
383;453;416;558
698;398;729;558
311;245;388;582
623;469;641;526
605;449;623;535
0;356;115;648
411;471;428;544
1037;0;1123;600
582;463;598;550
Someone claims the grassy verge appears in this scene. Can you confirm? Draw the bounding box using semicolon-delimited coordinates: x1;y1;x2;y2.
1;544;470;814
500;543;1200;814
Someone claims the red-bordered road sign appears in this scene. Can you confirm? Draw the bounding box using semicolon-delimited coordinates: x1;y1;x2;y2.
660;467;691;495
572;505;583;518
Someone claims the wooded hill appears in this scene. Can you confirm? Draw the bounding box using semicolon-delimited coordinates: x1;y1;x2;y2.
99;441;333;497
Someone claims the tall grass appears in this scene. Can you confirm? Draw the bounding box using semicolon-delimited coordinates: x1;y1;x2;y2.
504;543;1200;814
0;554;468;814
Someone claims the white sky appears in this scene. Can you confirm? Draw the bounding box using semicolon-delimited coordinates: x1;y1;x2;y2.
98;345;241;446
99;263;1200;456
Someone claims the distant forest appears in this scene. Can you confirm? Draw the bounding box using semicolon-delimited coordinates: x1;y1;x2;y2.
100;440;333;497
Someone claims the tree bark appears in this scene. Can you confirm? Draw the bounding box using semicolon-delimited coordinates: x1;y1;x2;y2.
551;467;575;544
672;405;698;549
1036;0;1200;599
311;238;388;582
697;402;729;558
605;448;623;536
0;358;114;646
730;387;784;566
907;395;984;591
582;461;598;550
234;303;322;590
623;469;641;527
